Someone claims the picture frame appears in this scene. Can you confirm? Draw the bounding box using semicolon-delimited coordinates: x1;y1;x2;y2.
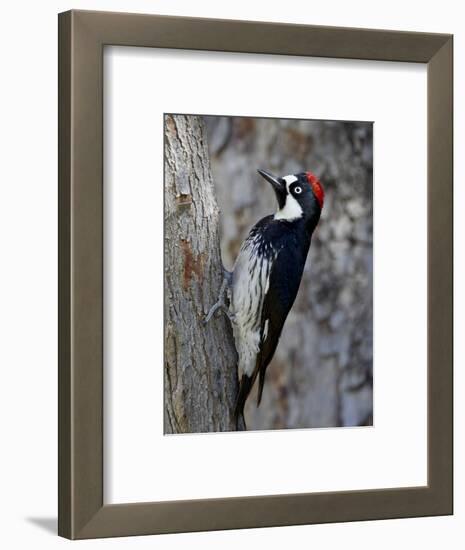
58;9;453;539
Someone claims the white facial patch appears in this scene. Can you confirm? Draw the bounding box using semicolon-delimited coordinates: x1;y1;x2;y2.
282;175;298;186
275;174;303;221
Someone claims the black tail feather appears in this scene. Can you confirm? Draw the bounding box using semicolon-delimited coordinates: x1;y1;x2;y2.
234;374;252;424
234;373;261;430
257;369;266;407
235;411;247;431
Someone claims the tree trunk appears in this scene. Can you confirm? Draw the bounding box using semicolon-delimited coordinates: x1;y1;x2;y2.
164;114;239;434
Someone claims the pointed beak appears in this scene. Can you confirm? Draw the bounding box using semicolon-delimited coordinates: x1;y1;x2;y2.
257;169;282;192
257;169;286;207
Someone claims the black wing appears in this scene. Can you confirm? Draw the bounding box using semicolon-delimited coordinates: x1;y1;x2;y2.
256;235;307;406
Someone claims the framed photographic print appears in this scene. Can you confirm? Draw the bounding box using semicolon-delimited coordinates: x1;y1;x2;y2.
58;10;453;539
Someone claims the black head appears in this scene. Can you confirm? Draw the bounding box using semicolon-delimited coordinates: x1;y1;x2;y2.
257;169;324;229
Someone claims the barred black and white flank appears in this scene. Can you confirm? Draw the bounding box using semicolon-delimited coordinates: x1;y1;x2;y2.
205;169;324;428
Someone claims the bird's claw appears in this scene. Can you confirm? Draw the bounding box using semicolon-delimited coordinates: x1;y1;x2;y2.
203;301;222;325
203;273;232;325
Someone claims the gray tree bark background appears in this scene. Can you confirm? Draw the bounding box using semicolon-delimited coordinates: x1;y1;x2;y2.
204;116;373;431
164;114;239;434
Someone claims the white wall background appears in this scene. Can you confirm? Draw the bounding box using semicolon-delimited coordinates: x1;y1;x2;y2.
0;1;461;548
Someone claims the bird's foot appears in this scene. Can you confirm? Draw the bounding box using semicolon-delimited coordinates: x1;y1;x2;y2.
203;301;235;325
203;300;223;324
203;274;234;325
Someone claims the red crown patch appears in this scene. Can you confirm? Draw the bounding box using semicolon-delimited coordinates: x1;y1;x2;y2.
306;172;324;209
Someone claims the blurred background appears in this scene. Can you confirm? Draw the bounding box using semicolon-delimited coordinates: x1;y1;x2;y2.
204;115;373;430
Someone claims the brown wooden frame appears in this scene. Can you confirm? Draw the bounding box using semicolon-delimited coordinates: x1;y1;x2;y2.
58;9;453;539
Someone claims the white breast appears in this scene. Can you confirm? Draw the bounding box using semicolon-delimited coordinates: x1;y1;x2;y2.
274;195;303;221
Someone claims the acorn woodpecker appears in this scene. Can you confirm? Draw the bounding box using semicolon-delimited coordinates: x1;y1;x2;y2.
205;169;324;427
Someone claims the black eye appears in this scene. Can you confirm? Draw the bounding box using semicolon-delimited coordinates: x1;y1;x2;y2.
294;186;302;194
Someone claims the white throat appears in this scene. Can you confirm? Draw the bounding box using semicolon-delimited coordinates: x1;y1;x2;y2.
274;175;303;221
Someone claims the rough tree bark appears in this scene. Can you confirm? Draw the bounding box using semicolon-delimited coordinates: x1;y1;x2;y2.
164;114;239;434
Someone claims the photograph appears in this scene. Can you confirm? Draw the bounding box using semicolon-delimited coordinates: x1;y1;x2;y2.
164;114;373;434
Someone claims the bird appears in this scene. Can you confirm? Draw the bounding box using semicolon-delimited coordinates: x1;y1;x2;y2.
204;168;324;428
